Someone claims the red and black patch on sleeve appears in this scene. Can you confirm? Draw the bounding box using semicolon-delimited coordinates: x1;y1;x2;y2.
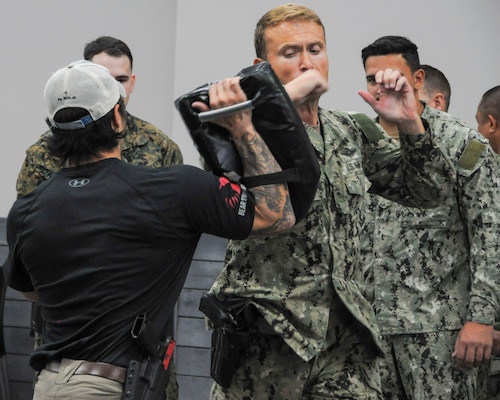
218;176;242;209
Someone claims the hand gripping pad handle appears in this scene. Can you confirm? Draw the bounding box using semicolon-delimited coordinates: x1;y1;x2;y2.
198;99;255;123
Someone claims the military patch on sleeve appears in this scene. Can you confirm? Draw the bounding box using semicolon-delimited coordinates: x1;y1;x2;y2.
457;139;485;170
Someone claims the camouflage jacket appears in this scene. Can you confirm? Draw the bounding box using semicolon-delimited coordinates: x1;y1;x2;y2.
210;107;452;362
16;113;183;197
361;104;500;335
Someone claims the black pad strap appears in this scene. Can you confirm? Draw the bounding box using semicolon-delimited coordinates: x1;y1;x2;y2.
240;168;300;188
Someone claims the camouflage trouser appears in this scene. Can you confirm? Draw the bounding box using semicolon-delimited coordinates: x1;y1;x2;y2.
477;357;500;400
211;304;382;400
378;331;477;400
166;361;179;400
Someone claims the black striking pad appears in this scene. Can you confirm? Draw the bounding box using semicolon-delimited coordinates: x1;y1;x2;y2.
175;61;320;223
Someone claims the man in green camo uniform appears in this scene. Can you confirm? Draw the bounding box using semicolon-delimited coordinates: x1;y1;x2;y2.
205;5;479;400
15;36;183;399
359;35;500;399
475;85;500;400
16;114;183;196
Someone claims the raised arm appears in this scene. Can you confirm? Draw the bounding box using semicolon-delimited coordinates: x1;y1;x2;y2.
283;69;329;106
359;68;425;134
193;77;295;236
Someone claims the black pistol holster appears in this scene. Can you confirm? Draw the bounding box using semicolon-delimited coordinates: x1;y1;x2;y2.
199;293;255;388
122;314;176;400
174;61;320;223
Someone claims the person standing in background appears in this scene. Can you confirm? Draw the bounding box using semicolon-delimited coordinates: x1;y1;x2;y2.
418;64;451;112
359;35;500;399
476;86;500;153
475;85;500;400
17;36;183;197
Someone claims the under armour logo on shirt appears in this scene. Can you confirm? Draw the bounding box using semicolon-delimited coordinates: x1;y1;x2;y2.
68;178;90;187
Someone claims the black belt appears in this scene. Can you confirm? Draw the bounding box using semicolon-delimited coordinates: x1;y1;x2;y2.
45;360;126;384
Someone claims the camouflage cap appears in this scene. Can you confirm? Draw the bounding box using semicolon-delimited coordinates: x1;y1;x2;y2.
44;60;126;130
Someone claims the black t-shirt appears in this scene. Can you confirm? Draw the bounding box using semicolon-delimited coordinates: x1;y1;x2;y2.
6;158;254;370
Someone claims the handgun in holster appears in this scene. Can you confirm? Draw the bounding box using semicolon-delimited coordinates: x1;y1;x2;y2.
199;293;252;388
122;314;176;400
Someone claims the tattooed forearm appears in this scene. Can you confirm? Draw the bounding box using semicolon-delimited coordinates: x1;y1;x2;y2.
233;129;296;235
232;130;276;176
203;77;295;234
249;188;295;237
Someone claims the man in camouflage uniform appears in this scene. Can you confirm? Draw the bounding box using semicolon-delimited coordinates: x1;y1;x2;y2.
206;5;476;399
17;36;182;196
15;36;183;399
475;85;500;400
359;35;500;399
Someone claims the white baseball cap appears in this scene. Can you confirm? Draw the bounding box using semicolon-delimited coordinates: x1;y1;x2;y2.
44;60;126;130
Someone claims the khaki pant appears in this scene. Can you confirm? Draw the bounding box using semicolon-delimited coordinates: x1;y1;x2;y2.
33;359;123;400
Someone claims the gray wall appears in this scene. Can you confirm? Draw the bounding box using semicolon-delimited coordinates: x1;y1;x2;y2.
0;0;177;216
2;0;500;216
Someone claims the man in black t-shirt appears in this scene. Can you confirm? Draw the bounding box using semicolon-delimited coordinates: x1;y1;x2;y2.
5;60;295;399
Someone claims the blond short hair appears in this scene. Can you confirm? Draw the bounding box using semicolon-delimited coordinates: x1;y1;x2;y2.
254;3;325;59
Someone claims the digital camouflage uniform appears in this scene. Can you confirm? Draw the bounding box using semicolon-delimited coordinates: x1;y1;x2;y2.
480;151;500;400
16;112;183;399
478;348;500;400
483;321;500;400
209;107;453;400
482;322;500;399
360;104;500;400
